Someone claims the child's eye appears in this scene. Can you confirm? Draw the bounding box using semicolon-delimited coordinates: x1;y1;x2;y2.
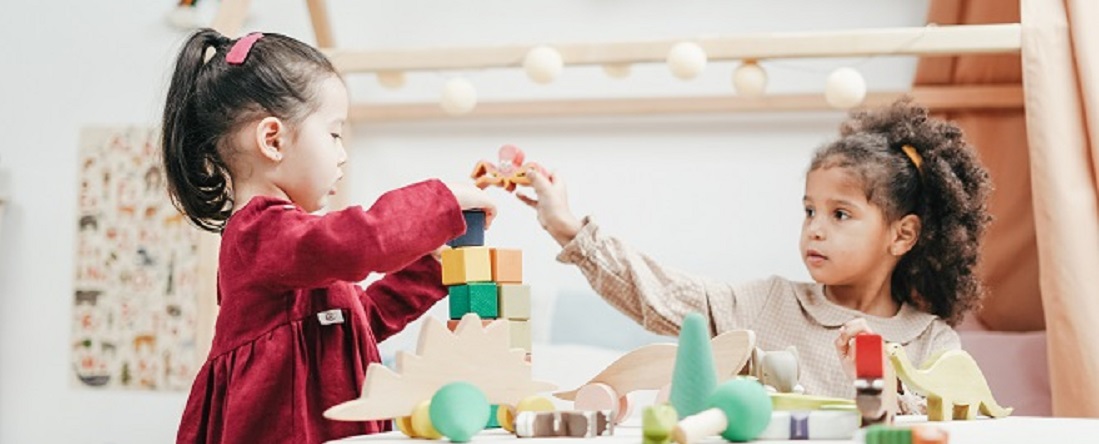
331;133;342;140
804;207;815;218
834;210;850;220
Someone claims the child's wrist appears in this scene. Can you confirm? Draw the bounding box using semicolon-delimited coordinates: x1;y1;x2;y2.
546;215;582;246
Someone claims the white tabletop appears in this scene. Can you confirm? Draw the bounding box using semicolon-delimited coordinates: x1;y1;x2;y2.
329;415;1099;443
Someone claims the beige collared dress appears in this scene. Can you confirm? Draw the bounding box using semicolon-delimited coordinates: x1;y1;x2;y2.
556;218;962;413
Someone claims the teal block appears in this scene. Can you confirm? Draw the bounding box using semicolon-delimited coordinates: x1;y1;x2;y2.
448;286;471;319
486;404;500;429
449;283;498;319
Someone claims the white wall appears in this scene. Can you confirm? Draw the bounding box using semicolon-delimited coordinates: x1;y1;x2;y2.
0;1;925;442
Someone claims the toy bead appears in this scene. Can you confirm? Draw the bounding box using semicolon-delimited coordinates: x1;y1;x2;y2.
732;61;767;98
411;400;443;439
603;63;632;79
523;46;564;84
666;42;708;80
429;382;490;442
825;67;867;109
673;378;772;443
376;71;406;90
441;78;477;115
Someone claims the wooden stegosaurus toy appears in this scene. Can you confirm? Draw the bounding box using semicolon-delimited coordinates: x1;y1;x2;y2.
885;343;1013;421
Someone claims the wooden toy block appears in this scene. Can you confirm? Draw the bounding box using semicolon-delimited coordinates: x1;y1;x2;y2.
324;314;557;422
855;334;884;379
442;247;492;286
447;210;486;248
514;410;614;438
853;334;897;427
757;410;860;440
490;248;523;283
497;284;531;320
574;382;631;424
447;319;494;332
448;283;498;319
769;393;855;411
886;343;1012;421
863;424;949;444
507;319;531;351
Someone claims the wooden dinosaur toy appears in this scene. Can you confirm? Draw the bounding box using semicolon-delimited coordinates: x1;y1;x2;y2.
885;343;1013;421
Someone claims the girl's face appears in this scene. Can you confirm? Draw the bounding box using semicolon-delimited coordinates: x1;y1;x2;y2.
799;166;896;286
279;76;349;212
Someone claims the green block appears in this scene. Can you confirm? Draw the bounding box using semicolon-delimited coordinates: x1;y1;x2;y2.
486;404;500;428
449;283;498;319
448;286;471;319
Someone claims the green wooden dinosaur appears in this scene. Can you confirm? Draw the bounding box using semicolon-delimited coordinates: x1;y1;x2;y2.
885;343;1013;421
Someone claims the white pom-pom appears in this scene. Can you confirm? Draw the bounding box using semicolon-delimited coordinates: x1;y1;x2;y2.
440;78;477;116
825;67;867;109
666;42;707;80
732;61;767;98
602;63;631;79
376;71;406;90
166;5;202;30
523;46;564;85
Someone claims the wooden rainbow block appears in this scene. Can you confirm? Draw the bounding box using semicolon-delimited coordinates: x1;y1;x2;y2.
449;283;498;319
508;319;532;352
491;248;523;283
442;247;492;285
447;210;486;248
498;284;531;320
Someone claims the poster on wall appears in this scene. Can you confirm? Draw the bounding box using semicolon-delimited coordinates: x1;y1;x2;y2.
71;127;200;391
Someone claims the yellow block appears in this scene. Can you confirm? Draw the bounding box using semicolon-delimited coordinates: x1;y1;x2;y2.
441;247;492;285
491;248;523;283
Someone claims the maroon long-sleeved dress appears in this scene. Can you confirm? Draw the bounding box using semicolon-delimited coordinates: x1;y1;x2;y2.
176;180;465;444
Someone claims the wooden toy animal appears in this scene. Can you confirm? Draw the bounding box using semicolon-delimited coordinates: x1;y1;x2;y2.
885;343;1012;421
470;145;549;192
748;346;805;394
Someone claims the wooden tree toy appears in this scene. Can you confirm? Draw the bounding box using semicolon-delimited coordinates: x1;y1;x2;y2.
470;145;549;192
670;313;718;418
854;334;897;426
554;329;755;424
886;343;1012;421
672;378;773;444
323;314;556;422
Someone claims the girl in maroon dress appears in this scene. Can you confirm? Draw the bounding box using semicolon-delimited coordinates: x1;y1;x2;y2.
161;29;496;444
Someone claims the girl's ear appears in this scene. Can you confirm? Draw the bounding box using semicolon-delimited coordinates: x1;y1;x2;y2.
890;214;922;256
254;116;285;162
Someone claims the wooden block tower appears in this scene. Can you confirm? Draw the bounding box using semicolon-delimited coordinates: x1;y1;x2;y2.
442;210;533;360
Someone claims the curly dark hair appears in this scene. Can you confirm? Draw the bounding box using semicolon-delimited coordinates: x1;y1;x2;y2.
809;97;993;325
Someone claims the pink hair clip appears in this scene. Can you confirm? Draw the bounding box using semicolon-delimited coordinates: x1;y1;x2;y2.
226;33;263;65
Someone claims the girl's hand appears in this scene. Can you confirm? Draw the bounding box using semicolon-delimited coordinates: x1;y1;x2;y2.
431;245;449;262
517;169;582;246
445;182;497;229
835;318;874;381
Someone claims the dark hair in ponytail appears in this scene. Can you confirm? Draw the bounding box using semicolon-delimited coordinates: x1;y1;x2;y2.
161;29;338;232
808;98;993;325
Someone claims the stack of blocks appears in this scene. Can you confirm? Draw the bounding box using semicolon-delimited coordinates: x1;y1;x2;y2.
443;210;533;429
442;210;532;358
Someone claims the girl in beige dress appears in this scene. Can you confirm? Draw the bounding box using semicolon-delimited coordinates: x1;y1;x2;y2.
518;99;993;413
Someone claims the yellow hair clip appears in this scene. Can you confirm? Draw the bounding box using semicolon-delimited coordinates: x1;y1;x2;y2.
901;144;923;175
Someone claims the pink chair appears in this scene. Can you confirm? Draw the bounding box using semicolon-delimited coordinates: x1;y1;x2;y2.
957;317;1052;416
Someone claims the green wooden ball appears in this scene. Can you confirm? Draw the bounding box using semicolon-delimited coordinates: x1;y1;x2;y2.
707;378;772;442
429;382;490;442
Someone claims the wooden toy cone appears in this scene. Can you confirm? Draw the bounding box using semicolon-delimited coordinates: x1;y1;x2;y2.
669;313;718;418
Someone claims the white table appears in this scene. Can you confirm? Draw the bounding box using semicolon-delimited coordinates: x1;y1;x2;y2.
330;415;1099;443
